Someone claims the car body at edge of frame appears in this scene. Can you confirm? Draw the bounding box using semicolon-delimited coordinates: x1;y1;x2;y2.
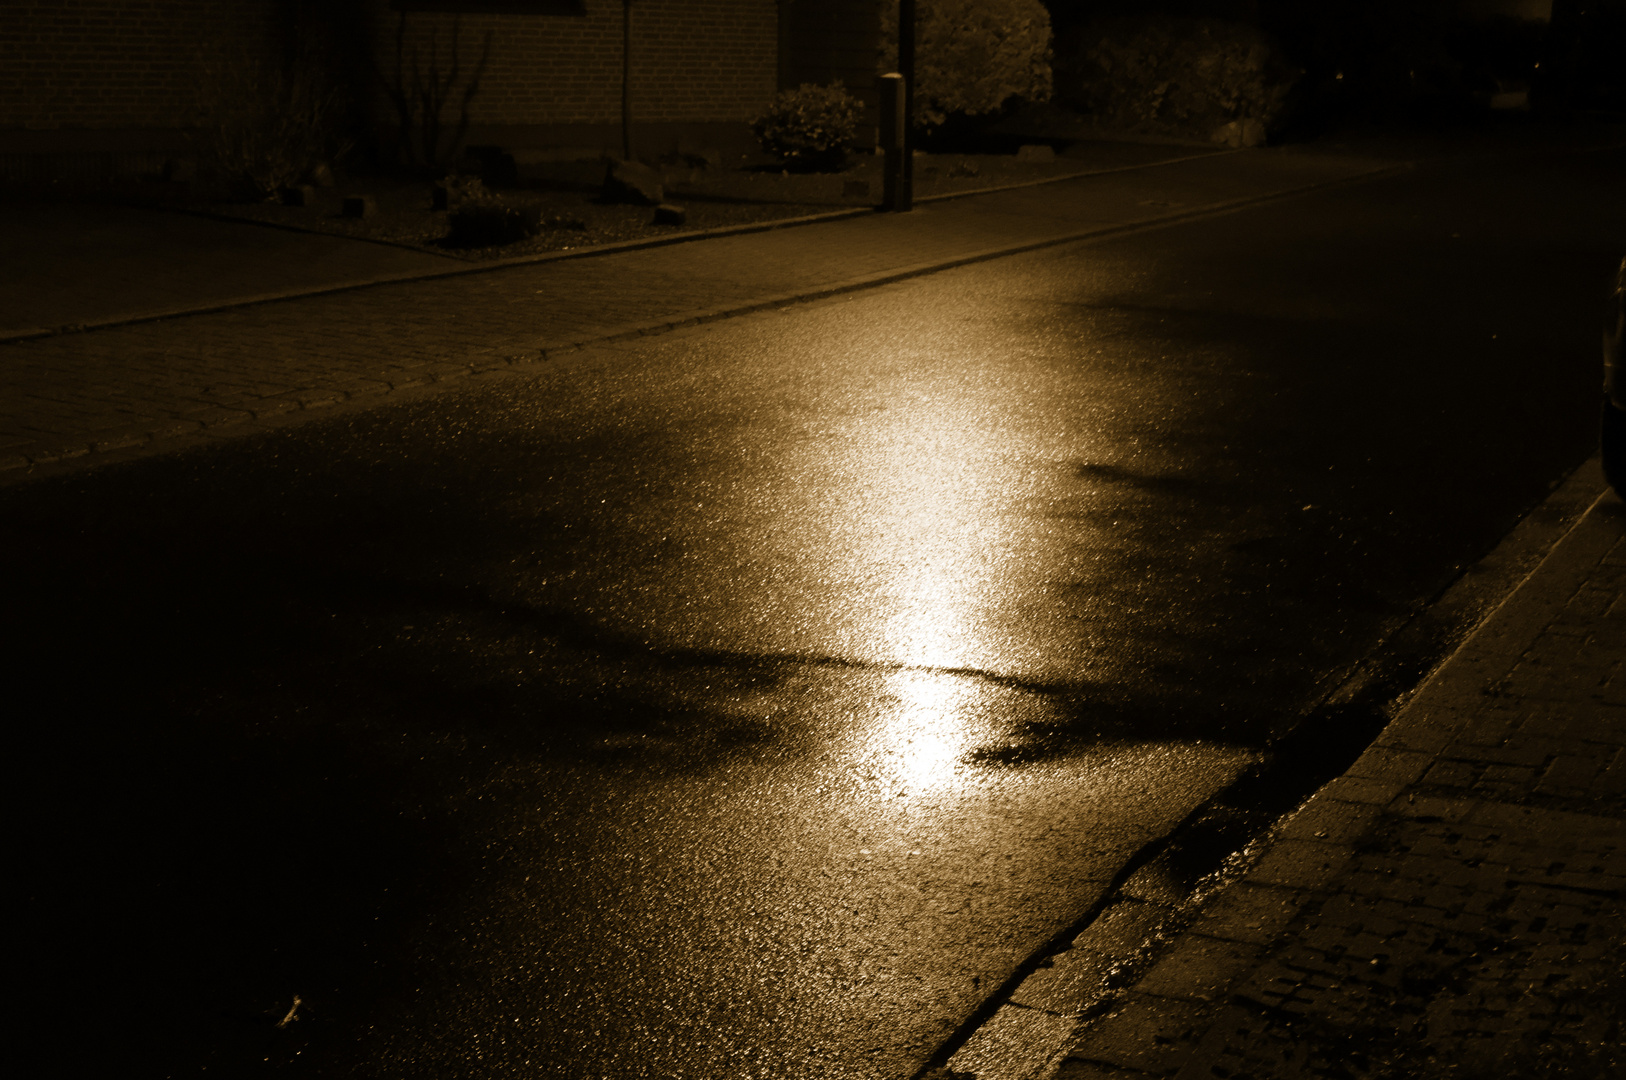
1604;256;1626;498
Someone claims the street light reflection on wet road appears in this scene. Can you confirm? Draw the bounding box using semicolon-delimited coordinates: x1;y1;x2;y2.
869;671;978;796
379;273;1273;1077
851;379;1010;672
16;141;1613;1078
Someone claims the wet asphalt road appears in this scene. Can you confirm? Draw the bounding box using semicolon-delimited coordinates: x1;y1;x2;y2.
7;141;1622;1079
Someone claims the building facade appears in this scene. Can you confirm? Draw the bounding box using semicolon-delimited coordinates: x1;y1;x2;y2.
1;0;882;182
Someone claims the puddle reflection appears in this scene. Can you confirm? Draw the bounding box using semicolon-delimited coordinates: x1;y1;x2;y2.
851;670;995;798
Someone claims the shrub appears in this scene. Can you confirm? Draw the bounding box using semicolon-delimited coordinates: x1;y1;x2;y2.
446;196;539;247
447;202;531;247
443;180;583;248
378;14;492;171
445;180;539;247
440;172;488;205
879;0;1053;130
751;83;862;172
192;47;352;200
1057;16;1297;140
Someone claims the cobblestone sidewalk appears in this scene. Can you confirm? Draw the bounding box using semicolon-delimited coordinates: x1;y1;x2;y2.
980;468;1624;1080
0;148;1395;482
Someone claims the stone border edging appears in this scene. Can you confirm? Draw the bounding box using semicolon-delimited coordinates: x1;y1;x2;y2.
949;461;1613;1080
909;148;1231;205
0;149;1237;347
526;160;1410;352
0;159;1411;485
0;205;870;345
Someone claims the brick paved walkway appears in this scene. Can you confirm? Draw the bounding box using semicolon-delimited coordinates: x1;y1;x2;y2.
0;148;1393;479
0;200;458;337
947;467;1623;1080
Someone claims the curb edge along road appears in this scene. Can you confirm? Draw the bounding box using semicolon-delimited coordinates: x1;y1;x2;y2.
0;158;1410;487
0;149;1236;346
924;459;1613;1080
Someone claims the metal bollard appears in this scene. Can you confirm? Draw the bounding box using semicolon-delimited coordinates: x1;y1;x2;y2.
879;73;910;212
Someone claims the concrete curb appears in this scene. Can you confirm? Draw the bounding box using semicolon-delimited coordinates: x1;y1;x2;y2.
926;460;1614;1080
0;159;1410;486
0;205;867;345
0;149;1239;346
536;161;1409;348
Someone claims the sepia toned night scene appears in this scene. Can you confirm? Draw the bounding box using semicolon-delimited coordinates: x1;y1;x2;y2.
3;1;1623;1077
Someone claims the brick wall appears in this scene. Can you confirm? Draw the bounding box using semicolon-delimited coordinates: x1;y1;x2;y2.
0;0;278;131
779;0;880;97
2;0;878;161
375;0;779;129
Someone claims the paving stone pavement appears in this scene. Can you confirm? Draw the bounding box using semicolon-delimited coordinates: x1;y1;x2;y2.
0;148;1396;480
0;199;459;337
957;469;1623;1080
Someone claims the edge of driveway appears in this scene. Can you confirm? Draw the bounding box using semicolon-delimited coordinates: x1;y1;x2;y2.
0;150;1237;346
0;158;1411;486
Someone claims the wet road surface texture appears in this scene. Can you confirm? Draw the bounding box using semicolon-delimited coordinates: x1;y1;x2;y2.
7;142;1622;1079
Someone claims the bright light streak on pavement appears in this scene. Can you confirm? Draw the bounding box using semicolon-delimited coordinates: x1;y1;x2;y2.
867;671;980;796
9;143;1616;1078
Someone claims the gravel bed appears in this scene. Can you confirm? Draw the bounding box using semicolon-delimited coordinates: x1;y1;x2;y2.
179;149;1134;261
